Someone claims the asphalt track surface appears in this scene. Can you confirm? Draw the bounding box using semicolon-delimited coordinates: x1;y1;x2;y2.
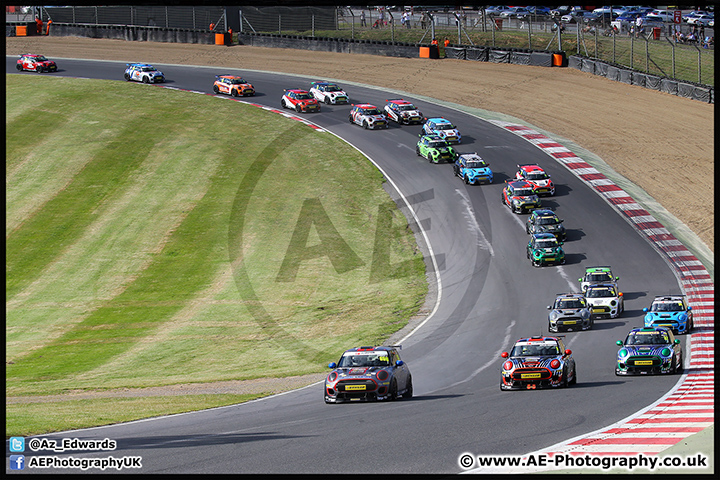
6;58;687;474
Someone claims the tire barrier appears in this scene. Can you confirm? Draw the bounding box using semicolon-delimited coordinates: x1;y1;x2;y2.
569;55;713;103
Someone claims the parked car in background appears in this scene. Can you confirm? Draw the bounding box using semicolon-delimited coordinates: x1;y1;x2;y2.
682;10;711;23
687;14;714;26
500;6;530;18
645;9;674;22
561;10;598;23
484;6;511;16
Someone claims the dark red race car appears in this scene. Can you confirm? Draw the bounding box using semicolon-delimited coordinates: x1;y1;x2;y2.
16;54;58;73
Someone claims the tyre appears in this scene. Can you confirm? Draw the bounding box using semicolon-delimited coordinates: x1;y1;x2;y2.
389;379;398;401
36;66;43;73
213;85;219;94
282;99;287;109
142;76;149;84
363;121;368;130
296;104;302;113
464;175;470;185
325;97;331;105
416;146;421;157
348;115;353;124
124;73;131;81
16;64;23;71
402;376;413;399
569;365;577;385
231;89;238;97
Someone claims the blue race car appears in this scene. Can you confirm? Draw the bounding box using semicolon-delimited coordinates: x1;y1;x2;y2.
500;336;577;390
453;153;493;184
421;117;461;143
615;326;683;375
324;346;412;403
643;295;693;335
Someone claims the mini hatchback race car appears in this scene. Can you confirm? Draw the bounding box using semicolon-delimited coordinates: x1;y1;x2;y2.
503;180;541;214
516;163;555;196
309;81;349;104
578;266;619;293
453;153;492;184
349;104;388;129
585;283;624;318
615;327;682;375
16;54;57;73
525;209;566;241
416;134;457;163
500;336;576;390
421;117;461;144
547;293;592;332
281;89;320;113
384;99;423;125
527;233;565;267
643;295;693;335
124;63;165;83
324;346;413;403
213;75;255;97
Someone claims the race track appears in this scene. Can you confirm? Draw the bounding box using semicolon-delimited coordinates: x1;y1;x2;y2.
6;57;702;474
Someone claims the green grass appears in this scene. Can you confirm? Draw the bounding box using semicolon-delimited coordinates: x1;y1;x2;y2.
6;75;427;433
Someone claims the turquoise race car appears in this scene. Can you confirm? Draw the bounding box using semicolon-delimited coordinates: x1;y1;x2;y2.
527;233;565;267
615;326;682;375
453;153;493;184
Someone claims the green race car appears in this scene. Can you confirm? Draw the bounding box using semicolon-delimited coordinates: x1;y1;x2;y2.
416;134;458;164
527;233;565;267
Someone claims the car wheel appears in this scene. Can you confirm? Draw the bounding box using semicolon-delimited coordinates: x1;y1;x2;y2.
142;76;149;84
348;115;353;123
124;73;131;81
363;121;368;129
231;89;238;97
464;175;470;185
402;376;413;399
562;368;569;387
282;99;288;109
416;147;421;157
16;64;23;71
569;365;577;385
36;66;43;73
389;379;398;401
324;97;331;105
295;104;302;113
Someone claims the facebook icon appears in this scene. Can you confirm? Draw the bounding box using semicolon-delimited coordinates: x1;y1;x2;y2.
9;455;25;470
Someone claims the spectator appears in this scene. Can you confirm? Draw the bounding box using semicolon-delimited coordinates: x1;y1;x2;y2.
35;16;43;35
209;22;215;31
431;37;438;46
360;11;366;27
443;37;450;47
702;36;711;48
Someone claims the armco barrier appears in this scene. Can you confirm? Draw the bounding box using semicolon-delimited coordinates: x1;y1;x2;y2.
44;23;216;45
569;54;713;103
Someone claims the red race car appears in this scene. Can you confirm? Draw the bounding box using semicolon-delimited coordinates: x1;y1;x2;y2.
280;89;320;113
16;54;58;73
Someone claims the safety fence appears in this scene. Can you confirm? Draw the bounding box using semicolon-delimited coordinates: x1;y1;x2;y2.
7;5;713;88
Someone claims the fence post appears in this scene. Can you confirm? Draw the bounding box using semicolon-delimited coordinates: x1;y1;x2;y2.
665;37;675;79
278;14;281;34
694;44;702;84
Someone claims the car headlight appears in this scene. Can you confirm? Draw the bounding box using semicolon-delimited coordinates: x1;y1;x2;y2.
503;361;513;371
661;348;672;357
618;348;628;358
550;359;561;369
376;370;389;381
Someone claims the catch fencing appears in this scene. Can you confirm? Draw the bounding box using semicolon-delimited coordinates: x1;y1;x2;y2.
22;6;714;87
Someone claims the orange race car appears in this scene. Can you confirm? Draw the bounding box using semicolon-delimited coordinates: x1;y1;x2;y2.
213;75;255;97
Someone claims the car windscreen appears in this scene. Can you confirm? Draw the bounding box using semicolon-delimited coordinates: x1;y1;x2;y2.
537;216;559;225
651;301;684;312
526;172;548;180
398;104;416;111
625;332;669;345
557;299;585;309
338;352;391;367
466;161;486;168
362;108;381;115
535;239;558;249
587;273;611;282
586;287;616;298
511;344;560;356
513;189;534;196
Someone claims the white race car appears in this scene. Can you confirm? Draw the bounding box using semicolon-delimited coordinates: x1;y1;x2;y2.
309;81;349;104
384;99;423;125
585;283;624;319
349;104;388;129
124;63;165;83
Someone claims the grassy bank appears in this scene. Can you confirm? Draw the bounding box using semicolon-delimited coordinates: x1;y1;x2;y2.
6;75;427;435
